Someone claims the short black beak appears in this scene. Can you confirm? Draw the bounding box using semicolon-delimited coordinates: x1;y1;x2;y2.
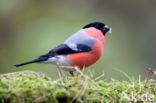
103;25;112;34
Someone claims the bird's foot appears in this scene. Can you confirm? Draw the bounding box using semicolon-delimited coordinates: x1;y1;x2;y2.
58;65;89;80
73;66;89;80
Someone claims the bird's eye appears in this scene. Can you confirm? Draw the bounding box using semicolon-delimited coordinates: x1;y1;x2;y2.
96;24;103;29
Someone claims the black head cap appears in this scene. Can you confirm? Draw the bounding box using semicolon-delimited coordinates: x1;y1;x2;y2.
83;22;111;35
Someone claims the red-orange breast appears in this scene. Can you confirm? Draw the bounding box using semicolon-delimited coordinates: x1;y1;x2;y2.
67;27;105;69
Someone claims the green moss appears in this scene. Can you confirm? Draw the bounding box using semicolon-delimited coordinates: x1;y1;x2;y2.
0;71;155;103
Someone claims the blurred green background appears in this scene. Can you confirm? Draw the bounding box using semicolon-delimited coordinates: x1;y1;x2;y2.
0;0;156;79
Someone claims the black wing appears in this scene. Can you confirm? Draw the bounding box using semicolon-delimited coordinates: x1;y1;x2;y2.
15;44;91;67
45;44;92;56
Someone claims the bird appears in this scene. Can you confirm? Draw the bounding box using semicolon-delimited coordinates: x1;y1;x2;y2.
15;22;112;79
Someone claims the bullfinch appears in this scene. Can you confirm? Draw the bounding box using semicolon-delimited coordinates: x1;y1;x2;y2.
15;22;111;78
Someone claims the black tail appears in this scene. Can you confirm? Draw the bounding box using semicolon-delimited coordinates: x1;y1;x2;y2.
15;56;49;67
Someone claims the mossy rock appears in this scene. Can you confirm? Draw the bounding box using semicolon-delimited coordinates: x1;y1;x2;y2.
0;71;155;103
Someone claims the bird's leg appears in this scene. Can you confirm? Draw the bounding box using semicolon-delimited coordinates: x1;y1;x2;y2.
73;66;89;80
58;65;89;80
56;63;66;80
